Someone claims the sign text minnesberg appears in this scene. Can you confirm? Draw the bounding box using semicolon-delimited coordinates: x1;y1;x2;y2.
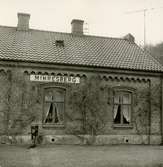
30;75;80;84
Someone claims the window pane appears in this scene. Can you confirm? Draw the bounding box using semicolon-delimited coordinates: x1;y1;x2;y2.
122;105;131;124
122;93;131;104
113;104;121;124
53;89;65;102
44;89;53;102
114;93;120;104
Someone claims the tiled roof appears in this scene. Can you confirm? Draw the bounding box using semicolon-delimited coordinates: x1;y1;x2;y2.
0;26;163;72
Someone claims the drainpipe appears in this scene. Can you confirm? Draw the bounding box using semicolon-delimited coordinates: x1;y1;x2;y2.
161;76;163;145
148;80;151;145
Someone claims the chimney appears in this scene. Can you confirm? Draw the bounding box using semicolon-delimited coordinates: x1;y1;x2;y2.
71;19;84;35
17;13;30;31
123;33;135;43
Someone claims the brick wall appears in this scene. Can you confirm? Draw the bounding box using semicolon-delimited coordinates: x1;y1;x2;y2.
0;65;162;144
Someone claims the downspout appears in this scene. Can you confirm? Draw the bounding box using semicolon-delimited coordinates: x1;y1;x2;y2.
148;80;151;145
161;76;163;145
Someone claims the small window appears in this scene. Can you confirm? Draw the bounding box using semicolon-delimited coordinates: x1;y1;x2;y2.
43;87;65;125
113;91;132;125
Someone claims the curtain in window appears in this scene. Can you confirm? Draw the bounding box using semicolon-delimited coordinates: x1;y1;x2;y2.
113;105;119;119
114;94;120;120
55;103;64;122
53;105;59;123
44;103;53;123
122;105;131;122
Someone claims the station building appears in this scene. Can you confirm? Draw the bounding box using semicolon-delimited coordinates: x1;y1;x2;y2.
0;13;163;145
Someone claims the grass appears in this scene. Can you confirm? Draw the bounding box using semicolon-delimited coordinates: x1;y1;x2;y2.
0;144;163;167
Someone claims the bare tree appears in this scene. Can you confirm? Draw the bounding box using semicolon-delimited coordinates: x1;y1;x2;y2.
145;43;163;64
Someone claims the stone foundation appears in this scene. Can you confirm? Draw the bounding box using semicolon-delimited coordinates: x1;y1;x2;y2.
0;135;162;145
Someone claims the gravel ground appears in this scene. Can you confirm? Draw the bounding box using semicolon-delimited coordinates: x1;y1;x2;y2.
0;144;163;167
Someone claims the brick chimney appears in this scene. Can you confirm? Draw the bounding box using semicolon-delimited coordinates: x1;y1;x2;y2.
17;13;30;31
71;19;84;35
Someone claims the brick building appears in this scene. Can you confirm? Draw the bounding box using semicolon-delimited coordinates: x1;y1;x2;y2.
0;13;163;145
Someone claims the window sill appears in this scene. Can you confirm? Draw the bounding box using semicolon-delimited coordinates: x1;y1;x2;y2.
113;124;133;129
42;123;65;128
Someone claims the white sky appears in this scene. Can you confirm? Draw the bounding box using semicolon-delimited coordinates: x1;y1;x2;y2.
0;0;163;46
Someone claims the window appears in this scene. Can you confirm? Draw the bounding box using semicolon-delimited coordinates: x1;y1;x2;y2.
113;91;132;125
43;87;65;125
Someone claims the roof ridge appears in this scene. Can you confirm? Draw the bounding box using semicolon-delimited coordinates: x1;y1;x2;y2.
29;28;127;41
0;25;16;29
0;25;126;41
29;28;126;41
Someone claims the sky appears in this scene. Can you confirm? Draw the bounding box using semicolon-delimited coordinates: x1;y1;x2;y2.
0;0;163;46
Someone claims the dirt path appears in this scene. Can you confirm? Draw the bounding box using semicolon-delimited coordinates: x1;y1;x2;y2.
0;145;163;167
29;148;41;167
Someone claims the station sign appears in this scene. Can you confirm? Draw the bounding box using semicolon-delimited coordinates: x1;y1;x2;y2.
30;75;80;84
